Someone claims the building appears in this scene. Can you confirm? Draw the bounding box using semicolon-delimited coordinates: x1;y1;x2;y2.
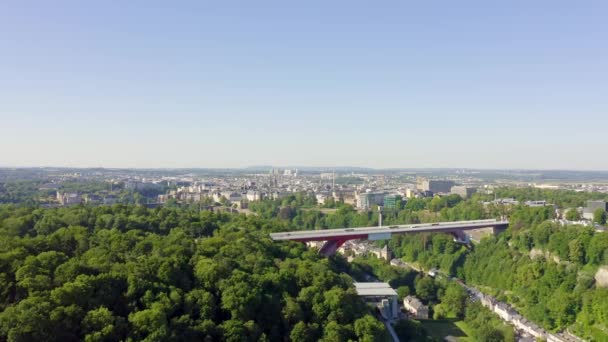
354;282;399;319
383;194;402;210
124;181;161;191
222;191;242;203
405;188;416;198
403;295;429;319
83;194;102;204
583;200;608;220
484;198;519;206
370;244;391;261
525;200;547;207
56;191;82;206
477;291;548;339
450;186;476;198
246;190;261;202
357;192;386;210
315;193;328;205
183;193;203;202
494;302;515;322
270;191;289;200
331;190;356;206
511;314;546;338
417;178;455;194
235;200;248;210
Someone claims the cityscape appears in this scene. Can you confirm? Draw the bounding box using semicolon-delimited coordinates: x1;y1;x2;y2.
1;1;607;342
1;167;607;341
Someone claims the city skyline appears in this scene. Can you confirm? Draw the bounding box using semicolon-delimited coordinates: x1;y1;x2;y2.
2;1;607;169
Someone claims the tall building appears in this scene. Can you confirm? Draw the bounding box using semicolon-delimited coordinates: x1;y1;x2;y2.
357;192;386;210
405;188;417;198
417;178;455;194
383;194;402;210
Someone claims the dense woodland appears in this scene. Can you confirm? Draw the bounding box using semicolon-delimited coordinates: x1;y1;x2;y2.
1;187;607;341
0;205;387;341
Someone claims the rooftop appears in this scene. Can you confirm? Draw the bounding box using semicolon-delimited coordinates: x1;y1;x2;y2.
354;282;397;297
403;295;427;309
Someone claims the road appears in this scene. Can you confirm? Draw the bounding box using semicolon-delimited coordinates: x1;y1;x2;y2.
270;219;508;241
383;318;400;342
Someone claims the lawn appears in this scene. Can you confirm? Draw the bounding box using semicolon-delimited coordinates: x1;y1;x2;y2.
420;319;473;341
453;321;476;342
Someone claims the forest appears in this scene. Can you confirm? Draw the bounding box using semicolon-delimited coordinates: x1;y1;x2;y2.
0;205;387;341
1;186;607;341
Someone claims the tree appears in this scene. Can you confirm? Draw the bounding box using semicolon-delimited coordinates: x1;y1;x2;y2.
221;319;247;342
396;286;410;300
478;327;506;342
219;270;262;321
128;306;169;341
290;322;319;342
433;303;448;319
593;208;606;225
282;296;304;326
440;283;467;318
415;277;437;302
588;233;608;265
82;306;126;342
0;296;54;341
565;209;581;221
405;198;426;211
568;239;585;264
353;315;388;342
321;321;352;342
184;289;217;320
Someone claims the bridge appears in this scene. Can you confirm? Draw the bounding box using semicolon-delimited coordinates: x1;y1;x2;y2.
270;219;509;256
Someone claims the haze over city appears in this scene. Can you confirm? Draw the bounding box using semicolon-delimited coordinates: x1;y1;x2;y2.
2;1;607;169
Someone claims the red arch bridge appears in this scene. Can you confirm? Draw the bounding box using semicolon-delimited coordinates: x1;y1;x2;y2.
269;219;509;256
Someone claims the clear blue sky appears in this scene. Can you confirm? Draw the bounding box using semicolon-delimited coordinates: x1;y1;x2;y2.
1;1;606;169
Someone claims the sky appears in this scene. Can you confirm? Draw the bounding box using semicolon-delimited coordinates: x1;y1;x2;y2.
1;1;607;170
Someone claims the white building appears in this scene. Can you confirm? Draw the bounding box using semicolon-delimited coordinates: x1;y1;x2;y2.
403;295;429;319
494;302;514;322
56;191;81;205
246;191;261;202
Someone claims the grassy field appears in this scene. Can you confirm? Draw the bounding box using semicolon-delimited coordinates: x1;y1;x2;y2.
420;319;474;341
453;321;476;342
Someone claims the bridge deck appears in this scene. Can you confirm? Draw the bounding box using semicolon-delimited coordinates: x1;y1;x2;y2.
270;219;509;241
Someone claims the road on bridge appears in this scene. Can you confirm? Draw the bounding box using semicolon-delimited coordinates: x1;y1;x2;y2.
270;219;509;256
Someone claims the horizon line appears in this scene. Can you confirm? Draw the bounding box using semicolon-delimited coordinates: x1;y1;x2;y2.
1;165;608;173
